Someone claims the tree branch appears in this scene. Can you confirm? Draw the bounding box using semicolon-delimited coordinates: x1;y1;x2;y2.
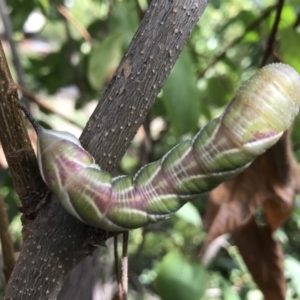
0;0;27;90
0;42;44;203
80;1;207;166
3;1;209;299
260;0;284;67
0;190;15;282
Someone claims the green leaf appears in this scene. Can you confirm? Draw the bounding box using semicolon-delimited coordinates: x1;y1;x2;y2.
155;252;206;300
206;75;234;107
243;31;260;43
278;5;296;29
217;10;257;34
175;202;202;227
221;279;241;300
210;0;221;9
278;27;300;74
88;32;124;90
109;0;139;41
7;0;36;31
162;48;200;136
291;114;300;145
234;10;257;27
38;0;49;16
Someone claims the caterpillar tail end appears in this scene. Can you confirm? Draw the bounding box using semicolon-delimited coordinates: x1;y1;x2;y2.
222;63;300;155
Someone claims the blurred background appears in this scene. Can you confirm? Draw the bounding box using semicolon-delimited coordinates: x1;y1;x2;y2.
1;0;300;299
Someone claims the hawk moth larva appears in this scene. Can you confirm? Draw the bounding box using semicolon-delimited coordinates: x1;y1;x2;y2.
20;63;300;231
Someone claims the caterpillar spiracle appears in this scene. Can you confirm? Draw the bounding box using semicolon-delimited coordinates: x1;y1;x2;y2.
20;63;300;231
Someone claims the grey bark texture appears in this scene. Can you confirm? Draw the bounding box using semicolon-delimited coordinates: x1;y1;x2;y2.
1;0;209;299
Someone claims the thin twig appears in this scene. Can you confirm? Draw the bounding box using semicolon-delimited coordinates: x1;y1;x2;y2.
260;0;284;67
18;104;43;135
55;4;94;46
0;190;16;282
199;4;277;78
271;50;283;62
121;232;129;300
113;235;122;300
273;9;300;63
18;85;83;129
0;0;28;104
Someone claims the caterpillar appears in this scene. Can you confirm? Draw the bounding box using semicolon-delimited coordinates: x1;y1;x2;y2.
20;63;300;231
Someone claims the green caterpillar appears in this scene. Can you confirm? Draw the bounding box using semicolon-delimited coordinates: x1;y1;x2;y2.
20;63;300;231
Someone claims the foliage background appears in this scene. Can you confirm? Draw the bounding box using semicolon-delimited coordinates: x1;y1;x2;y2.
1;0;300;299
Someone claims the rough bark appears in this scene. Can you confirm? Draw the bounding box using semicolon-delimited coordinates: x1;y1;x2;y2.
1;1;209;299
57;250;101;300
80;1;207;165
0;43;43;202
0;191;15;281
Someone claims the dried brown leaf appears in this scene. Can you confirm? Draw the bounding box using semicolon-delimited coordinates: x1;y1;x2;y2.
202;131;299;247
199;130;300;300
202;156;272;243
232;217;285;300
